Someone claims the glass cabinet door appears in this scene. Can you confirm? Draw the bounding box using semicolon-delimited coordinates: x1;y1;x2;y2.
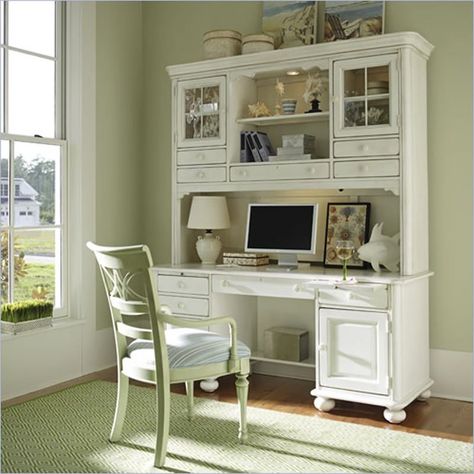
177;76;226;148
333;55;399;137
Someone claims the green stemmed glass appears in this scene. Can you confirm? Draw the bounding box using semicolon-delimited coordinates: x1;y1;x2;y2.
335;240;355;281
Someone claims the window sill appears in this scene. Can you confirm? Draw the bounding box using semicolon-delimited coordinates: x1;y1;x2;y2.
0;318;85;342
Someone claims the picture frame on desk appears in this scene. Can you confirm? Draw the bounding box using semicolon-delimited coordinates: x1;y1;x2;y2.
323;202;371;268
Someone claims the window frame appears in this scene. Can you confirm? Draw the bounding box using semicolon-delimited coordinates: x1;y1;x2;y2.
1;2;68;317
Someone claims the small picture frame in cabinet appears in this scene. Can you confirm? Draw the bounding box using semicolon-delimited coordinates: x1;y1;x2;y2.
323;202;371;268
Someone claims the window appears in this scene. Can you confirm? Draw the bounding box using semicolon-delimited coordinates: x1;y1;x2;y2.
1;2;66;316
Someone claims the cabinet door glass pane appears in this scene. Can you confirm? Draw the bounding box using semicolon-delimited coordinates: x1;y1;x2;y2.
14;142;60;227
1;230;9;302
8;50;55;137
13;228;59;305
185;87;202;139
367;98;389;125
1;141;9;227
344;100;365;127
344;68;365;97
8;1;55;57
367;65;389;95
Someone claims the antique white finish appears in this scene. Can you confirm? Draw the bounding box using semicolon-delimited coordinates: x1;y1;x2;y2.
165;32;434;422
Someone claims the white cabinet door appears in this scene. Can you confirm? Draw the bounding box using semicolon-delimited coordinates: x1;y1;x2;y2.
333;54;399;137
318;308;389;394
177;77;226;148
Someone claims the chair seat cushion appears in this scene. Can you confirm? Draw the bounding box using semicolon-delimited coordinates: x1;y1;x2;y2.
127;328;251;369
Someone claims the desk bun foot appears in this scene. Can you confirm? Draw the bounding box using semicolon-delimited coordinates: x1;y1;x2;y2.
200;378;219;392
383;408;406;423
417;389;431;402
314;396;335;412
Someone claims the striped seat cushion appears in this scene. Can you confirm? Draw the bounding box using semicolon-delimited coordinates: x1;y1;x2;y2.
127;328;251;369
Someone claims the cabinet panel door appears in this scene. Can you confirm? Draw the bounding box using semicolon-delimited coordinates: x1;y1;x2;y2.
333;55;399;138
177;77;226;148
319;308;389;394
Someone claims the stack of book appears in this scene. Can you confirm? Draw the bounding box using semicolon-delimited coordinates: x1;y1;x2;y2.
240;131;276;162
269;134;316;162
223;252;269;266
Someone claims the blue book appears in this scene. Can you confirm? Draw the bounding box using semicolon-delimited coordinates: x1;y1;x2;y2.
251;131;275;162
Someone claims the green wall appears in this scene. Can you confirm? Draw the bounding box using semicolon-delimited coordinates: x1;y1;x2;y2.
97;1;472;351
95;2;144;329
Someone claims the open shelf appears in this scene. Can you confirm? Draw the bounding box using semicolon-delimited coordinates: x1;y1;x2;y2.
237;111;330;127
251;351;315;368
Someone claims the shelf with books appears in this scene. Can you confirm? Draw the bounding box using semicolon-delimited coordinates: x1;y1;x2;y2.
236;111;330;127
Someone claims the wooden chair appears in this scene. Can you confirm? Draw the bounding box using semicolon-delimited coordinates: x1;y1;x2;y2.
87;242;250;467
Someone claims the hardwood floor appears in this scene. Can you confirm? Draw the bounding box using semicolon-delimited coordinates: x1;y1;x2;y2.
4;367;472;443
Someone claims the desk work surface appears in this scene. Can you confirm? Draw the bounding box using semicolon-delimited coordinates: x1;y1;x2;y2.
153;263;432;284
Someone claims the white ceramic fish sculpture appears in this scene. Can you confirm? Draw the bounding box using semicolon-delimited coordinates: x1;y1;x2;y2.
357;222;400;272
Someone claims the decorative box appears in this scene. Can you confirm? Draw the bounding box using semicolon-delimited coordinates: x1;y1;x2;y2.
282;134;315;148
242;34;274;54
203;30;242;59
223;252;269;266
264;327;309;362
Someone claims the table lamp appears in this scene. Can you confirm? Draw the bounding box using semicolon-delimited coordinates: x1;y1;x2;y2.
187;196;230;264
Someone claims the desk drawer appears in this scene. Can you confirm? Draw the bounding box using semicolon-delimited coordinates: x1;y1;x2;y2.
157;275;209;295
333;159;399;178
177;148;226;166
212;274;314;300
334;138;399;158
177;166;226;183
230;162;329;182
318;284;388;309
159;295;209;317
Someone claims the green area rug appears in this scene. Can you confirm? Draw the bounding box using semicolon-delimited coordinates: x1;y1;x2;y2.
2;380;472;473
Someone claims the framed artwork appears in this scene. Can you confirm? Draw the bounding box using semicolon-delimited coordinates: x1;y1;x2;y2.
323;202;371;268
323;1;384;42
263;1;317;49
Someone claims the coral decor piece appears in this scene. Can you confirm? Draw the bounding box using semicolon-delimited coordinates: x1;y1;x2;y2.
248;101;272;118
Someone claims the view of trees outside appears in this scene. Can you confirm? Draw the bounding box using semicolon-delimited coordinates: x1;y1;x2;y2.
1;143;59;305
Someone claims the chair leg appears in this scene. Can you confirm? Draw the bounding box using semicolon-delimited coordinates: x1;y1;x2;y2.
185;381;194;420
154;382;170;468
235;373;249;443
110;372;129;442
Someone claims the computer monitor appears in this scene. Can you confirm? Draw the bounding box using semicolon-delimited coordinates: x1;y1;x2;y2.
245;203;318;267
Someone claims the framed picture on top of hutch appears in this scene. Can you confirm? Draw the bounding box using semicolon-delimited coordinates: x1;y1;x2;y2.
323;202;371;268
262;1;317;49
323;1;384;42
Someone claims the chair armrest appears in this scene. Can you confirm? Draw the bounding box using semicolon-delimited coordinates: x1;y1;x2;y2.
159;311;239;362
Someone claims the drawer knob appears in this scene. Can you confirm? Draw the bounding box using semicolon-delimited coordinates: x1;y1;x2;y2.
360;144;370;153
197;171;205;178
240;170;248;177
196;153;205;161
358;164;370;172
177;302;185;309
222;280;230;287
294;284;301;292
177;281;185;289
308;167;316;175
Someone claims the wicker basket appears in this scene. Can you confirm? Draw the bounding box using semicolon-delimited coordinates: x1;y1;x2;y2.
203;30;242;59
1;317;53;335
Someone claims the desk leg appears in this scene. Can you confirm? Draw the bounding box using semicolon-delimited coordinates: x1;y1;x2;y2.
200;378;219;392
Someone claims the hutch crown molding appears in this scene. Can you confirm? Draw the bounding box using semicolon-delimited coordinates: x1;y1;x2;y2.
159;32;435;423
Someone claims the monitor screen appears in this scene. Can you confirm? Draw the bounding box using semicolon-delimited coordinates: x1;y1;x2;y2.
245;204;318;254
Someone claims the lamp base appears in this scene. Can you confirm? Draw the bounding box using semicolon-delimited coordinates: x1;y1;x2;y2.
196;232;222;264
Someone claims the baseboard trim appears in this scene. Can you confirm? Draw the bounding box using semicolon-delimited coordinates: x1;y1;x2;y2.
430;349;473;402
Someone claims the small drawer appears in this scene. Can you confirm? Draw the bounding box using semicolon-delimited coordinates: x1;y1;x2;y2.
159;294;209;317
212;274;314;300
230;162;329;182
177;166;226;183
319;284;388;309
334;138;399;158
157;275;209;295
334;159;399;178
177;148;226;166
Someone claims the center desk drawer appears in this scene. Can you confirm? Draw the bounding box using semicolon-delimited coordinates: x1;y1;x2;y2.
159;295;209;317
212;274;315;300
318;284;388;309
157;275;209;295
230;162;329;182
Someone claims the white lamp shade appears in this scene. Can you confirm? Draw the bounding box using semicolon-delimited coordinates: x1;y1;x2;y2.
187;196;230;230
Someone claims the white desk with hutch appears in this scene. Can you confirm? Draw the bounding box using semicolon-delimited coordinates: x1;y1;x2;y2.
154;32;434;423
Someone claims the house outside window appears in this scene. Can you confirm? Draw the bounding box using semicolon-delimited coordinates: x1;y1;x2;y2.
1;1;66;315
